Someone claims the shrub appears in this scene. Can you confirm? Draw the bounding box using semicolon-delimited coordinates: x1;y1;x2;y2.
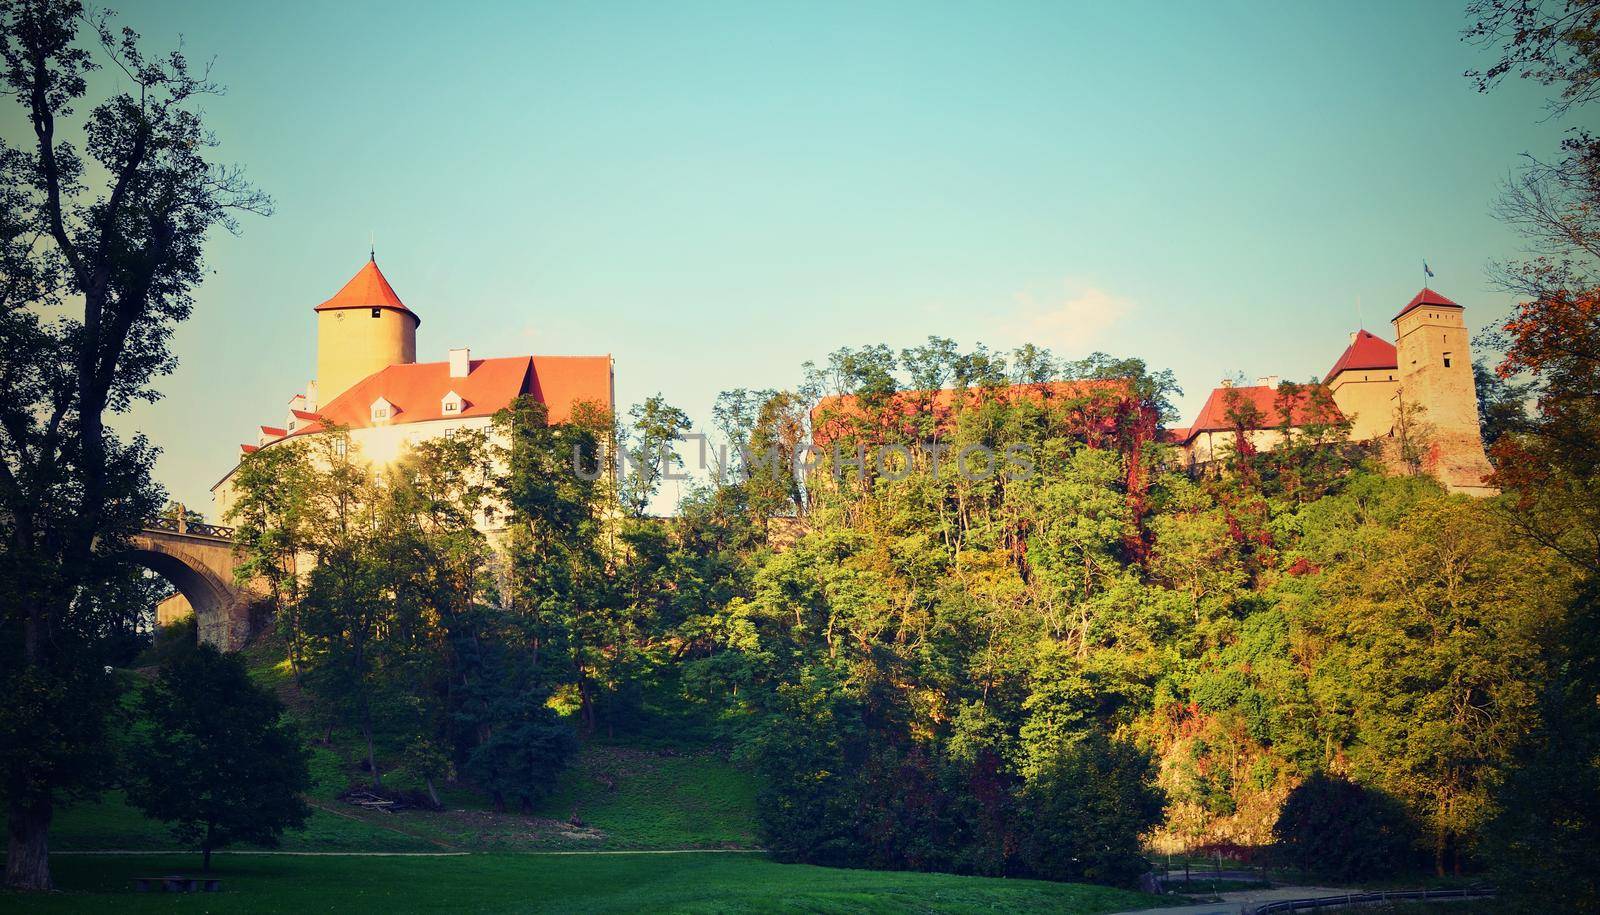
1272;773;1415;879
1018;735;1166;887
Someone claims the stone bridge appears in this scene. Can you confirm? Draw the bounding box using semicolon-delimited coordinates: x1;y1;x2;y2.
126;516;262;650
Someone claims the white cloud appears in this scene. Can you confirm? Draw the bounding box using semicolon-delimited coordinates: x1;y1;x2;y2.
1003;281;1133;353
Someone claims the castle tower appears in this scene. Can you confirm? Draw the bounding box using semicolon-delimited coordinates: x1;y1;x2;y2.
1325;329;1400;442
314;256;419;406
1391;288;1495;495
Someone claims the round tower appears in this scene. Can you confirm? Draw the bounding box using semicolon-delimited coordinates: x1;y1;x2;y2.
314;255;419;406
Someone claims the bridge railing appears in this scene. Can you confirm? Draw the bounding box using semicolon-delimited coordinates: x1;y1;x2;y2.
1246;885;1496;914
145;515;235;539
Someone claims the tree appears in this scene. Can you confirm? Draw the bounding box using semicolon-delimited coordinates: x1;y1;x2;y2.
1298;490;1554;874
294;435;391;787
1473;359;1530;451
460;651;576;814
1272;774;1415;879
1018;735;1165;887
1482;587;1600;912
620;395;691;517
497;397;614;733
226;441;316;679
1389;399;1435;477
126;645;310;871
0;0;267;889
1468;7;1600;905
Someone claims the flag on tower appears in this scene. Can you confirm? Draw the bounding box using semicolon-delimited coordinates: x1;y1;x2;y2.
1424;261;1434;278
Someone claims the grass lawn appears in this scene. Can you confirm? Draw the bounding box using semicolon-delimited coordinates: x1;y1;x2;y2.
47;739;760;854
5;852;1165;914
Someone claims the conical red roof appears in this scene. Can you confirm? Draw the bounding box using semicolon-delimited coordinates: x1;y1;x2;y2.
1326;329;1398;379
314;258;419;324
1392;287;1459;322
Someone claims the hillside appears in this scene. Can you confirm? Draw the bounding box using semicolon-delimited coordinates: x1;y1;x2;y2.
27;644;1173;913
48;636;759;855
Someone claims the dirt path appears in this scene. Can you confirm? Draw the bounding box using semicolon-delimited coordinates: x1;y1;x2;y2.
304;797;460;850
53;848;765;857
1111;886;1368;915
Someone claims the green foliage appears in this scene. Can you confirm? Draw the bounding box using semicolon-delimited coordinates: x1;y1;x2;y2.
1472;359;1530;451
0;0;268;885
1481;584;1600;912
1019;736;1166;887
461;658;576;814
137;615;198;668
1271;774;1416;880
124;645;311;869
620;394;692;517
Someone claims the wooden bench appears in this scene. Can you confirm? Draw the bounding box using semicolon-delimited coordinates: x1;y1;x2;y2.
133;875;222;892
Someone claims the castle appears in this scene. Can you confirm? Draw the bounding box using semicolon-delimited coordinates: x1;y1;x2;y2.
1171;287;1496;495
203;274;1492;539
209;255;614;523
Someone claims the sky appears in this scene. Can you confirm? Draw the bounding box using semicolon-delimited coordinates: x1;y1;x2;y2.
73;0;1593;515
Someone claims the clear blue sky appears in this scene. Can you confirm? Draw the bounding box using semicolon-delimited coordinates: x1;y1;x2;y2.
106;0;1585;515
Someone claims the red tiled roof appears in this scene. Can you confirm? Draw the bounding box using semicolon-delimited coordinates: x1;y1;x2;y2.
260;425;286;437
240;444;259;454
1393;287;1460;322
1180;384;1344;444
315;258;420;325
1326;329;1398;379
299;354;612;434
290;409;322;423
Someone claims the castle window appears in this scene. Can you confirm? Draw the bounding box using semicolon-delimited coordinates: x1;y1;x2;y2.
370;307;381;318
1443;352;1452;368
443;401;457;414
334;438;347;457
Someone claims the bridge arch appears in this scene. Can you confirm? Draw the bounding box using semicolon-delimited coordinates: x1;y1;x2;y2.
122;522;261;650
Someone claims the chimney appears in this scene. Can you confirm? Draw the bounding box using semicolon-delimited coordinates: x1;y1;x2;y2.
306;380;318;413
1220;378;1234;388
449;347;470;378
1256;375;1281;388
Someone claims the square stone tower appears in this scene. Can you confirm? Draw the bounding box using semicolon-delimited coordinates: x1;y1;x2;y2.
1391;288;1495;495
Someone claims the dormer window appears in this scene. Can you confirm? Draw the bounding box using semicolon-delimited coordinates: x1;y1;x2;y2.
371;396;396;423
441;390;466;415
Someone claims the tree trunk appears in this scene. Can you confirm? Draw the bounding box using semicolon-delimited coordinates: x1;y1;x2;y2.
203;823;215;872
1434;827;1446;877
425;777;441;808
5;795;53;891
362;720;382;788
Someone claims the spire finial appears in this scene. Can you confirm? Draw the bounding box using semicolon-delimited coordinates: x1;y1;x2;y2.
369;231;375;262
